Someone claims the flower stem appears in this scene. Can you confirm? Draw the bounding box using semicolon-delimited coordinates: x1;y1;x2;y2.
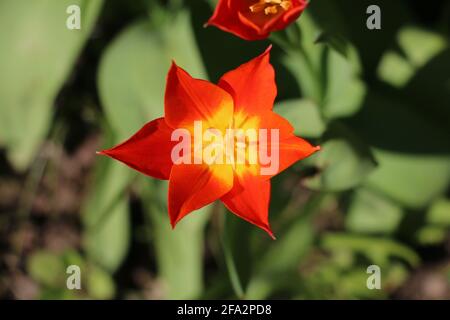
219;203;245;298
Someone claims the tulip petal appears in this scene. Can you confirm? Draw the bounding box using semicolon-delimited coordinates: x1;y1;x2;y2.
169;163;233;227
165;62;234;131
221;174;274;238
271;0;307;32
98;118;175;180
255;110;319;178
207;0;265;40
258;110;295;138
218;47;276;115
265;135;320;179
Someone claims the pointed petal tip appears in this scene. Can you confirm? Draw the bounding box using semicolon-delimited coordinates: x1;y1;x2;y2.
170;60;179;70
96;149;115;157
259;45;272;60
261;223;276;240
203;19;212;28
169;211;184;230
169;216;178;230
315;145;321;151
267;230;276;240
96;150;107;156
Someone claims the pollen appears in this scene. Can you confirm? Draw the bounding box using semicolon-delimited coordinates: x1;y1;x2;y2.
249;0;292;15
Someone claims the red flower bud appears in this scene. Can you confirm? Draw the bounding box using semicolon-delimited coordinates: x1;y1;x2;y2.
207;0;308;40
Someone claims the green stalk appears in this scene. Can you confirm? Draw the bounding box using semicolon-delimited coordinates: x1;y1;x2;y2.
219;204;245;298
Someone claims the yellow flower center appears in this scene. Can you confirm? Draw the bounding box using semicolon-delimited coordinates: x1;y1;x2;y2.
249;0;292;15
199;124;258;169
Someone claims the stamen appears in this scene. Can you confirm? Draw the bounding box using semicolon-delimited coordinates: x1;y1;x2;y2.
264;6;279;15
249;2;266;13
279;1;292;10
249;0;292;15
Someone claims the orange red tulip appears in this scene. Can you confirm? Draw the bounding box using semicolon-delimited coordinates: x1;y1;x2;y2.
99;47;319;238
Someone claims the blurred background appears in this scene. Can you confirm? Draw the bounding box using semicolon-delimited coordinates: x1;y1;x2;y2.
0;0;449;300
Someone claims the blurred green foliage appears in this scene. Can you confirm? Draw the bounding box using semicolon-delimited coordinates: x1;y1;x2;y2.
0;0;449;300
0;0;103;170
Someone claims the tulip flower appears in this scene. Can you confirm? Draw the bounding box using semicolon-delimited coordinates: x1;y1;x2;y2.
99;47;319;238
207;0;308;40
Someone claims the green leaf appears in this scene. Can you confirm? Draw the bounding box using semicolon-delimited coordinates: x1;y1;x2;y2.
377;52;415;87
366;149;450;209
27;250;65;287
322;47;366;119
305;128;377;192
415;226;447;246
346;188;404;234
84;194;130;273
378;26;447;87
98;10;206;139
274;99;325;138
322;233;420;267
142;180;209;299
427;198;450;227
86;264;116;299
0;0;103;170
82;130;133;272
399;27;447;68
